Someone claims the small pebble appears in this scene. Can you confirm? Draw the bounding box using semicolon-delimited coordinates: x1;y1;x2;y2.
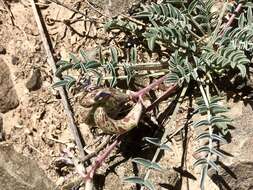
34;57;41;63
55;129;62;134
55;177;65;187
25;68;42;91
11;55;19;65
0;46;6;54
34;44;41;51
24;128;32;135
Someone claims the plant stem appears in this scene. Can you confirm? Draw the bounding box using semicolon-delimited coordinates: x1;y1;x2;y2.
188;29;202;40
85;137;120;180
117;62;167;71
102;71;167;81
197;81;212;190
85;0;108;18
47;0;98;22
121;14;146;26
146;83;178;112
187;14;206;36
140;86;187;189
220;3;243;35
209;2;228;46
131;75;168;99
81;135;111;163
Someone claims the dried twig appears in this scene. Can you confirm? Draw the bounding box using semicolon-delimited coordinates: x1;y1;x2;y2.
85;0;145;26
29;0;86;160
46;136;68;145
121;14;146;26
0;0;15;25
46;0;98;22
85;0;109;18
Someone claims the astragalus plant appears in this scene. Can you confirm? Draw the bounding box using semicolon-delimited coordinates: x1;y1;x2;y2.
54;1;253;189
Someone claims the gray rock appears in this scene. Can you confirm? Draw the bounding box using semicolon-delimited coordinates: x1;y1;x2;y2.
25;68;42;91
0;58;19;113
0;143;55;190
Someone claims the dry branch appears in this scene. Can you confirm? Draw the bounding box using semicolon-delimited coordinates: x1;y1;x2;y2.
29;0;86;160
47;0;99;22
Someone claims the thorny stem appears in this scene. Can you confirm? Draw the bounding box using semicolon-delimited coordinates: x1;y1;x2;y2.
140;86;187;189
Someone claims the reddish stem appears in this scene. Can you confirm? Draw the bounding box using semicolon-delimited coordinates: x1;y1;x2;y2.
221;3;242;35
146;83;178;112
131;75;167;100
85;138;120;180
130;75;179;112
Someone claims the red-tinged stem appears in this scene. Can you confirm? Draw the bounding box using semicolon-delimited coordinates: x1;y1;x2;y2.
146;83;178;112
221;3;242;35
85;138;120;181
131;75;167;100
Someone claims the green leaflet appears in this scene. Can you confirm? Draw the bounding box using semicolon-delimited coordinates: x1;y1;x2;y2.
132;158;163;171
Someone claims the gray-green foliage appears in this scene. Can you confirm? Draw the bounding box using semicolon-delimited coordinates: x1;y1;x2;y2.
217;6;253;50
53;47;138;89
53;1;253;189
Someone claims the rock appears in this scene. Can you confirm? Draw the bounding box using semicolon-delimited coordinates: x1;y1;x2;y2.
0;46;6;54
0;115;3;141
0;59;19;113
211;162;253;190
220;101;253;163
11;55;19;65
25;68;42;91
0;143;55;190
